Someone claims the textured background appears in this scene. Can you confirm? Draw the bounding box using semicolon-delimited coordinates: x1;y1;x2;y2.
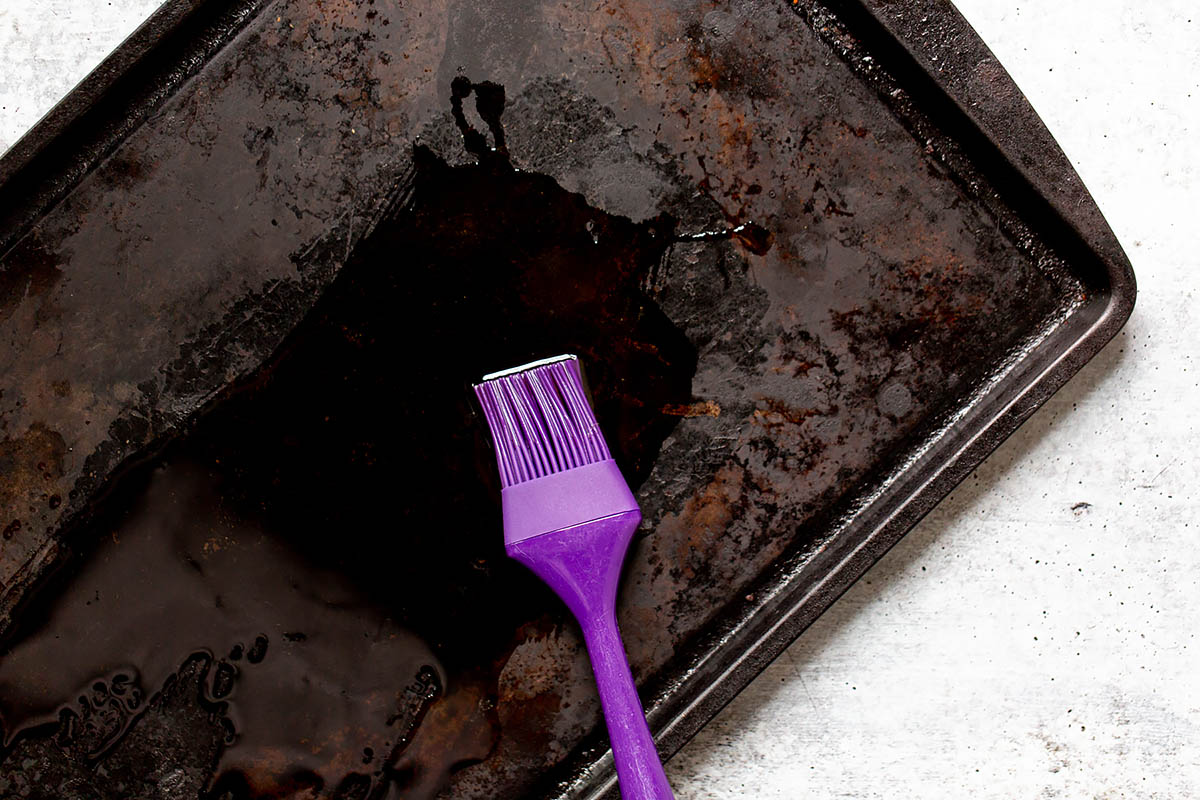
1;1;1196;798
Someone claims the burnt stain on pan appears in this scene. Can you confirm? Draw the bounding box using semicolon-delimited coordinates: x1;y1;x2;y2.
0;78;763;799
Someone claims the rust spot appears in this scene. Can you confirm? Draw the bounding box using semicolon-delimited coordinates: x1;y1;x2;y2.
391;679;500;796
752;397;824;429
661;400;721;418
668;463;747;581
682;16;777;102
0;422;67;534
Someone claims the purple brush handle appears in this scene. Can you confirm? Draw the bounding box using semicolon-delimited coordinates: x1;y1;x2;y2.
508;510;675;800
579;600;675;800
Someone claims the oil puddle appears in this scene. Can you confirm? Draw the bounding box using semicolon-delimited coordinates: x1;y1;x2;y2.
0;461;466;799
0;76;749;798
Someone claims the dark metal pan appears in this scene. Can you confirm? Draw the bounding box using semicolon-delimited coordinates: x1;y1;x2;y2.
0;1;1133;798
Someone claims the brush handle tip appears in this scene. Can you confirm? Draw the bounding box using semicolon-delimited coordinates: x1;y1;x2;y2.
581;608;676;800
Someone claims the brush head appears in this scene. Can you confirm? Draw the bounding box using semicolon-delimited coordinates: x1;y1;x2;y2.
474;354;613;489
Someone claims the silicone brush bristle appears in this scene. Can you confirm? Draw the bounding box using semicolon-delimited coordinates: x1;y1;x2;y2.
474;355;612;488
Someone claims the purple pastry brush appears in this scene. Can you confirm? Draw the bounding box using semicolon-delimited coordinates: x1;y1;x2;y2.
474;354;675;800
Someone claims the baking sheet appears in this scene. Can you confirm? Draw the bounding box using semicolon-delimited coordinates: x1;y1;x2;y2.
0;1;1134;797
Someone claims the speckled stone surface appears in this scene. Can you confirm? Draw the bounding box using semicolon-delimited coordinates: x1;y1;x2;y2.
1;1;1195;798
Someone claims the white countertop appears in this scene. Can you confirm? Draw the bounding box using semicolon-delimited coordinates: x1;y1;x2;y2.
2;1;1195;797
